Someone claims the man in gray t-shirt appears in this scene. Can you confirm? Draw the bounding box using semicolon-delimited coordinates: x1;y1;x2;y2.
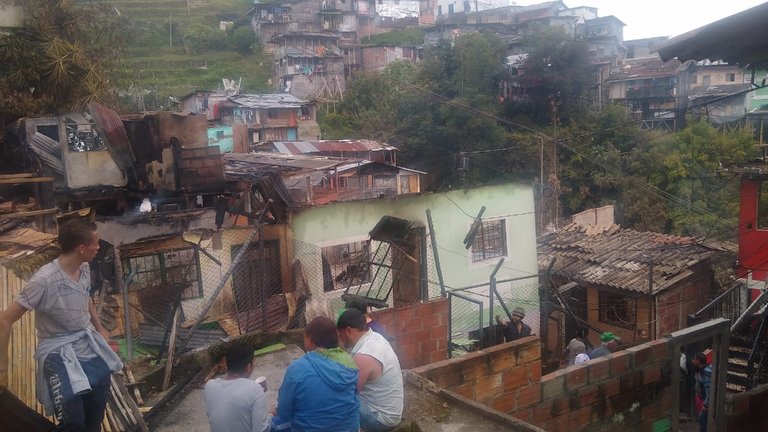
0;219;122;432
204;343;269;432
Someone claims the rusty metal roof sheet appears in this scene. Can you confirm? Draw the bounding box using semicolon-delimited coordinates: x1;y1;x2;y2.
607;57;682;81
537;223;720;294
270;139;397;155
88;103;136;178
224;152;347;182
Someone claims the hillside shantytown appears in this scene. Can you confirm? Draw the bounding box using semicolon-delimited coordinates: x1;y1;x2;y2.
1;1;768;431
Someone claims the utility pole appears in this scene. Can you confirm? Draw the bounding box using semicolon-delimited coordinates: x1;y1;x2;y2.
169;11;173;48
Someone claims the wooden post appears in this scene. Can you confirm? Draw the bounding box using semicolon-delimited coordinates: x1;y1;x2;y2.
162;306;180;391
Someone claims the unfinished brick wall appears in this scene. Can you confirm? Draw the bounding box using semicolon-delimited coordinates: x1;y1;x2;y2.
414;336;676;432
726;382;768;429
526;339;673;431
375;298;449;369
411;336;541;411
179;146;224;189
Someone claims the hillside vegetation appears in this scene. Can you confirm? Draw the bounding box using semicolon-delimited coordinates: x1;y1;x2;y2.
80;0;273;111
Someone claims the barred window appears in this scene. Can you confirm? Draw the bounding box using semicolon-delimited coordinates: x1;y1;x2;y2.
321;241;371;292
124;248;203;300
471;219;507;262
598;291;637;328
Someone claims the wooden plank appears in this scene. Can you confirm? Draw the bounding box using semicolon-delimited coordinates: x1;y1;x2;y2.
0;173;35;179
0;177;54;185
0;208;58;219
0;391;55;432
162;307;181;391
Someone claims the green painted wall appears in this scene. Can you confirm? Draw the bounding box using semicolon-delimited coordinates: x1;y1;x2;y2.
292;183;540;333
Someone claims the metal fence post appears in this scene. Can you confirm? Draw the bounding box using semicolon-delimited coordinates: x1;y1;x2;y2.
448;293;453;358
489;258;505;330
426;209;446;297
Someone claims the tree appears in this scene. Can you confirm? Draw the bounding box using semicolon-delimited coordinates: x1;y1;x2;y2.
0;0;127;126
230;26;258;55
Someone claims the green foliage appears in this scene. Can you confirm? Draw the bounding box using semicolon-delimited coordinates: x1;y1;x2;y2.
0;0;128;125
361;28;426;46
184;23;228;54
230;25;258;55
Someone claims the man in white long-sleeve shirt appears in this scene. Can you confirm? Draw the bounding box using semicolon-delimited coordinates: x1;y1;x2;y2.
204;343;269;432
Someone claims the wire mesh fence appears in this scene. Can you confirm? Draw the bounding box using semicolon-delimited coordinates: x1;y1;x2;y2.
447;273;542;358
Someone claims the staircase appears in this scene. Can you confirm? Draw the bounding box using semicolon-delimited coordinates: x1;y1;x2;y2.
726;305;768;392
727;333;752;392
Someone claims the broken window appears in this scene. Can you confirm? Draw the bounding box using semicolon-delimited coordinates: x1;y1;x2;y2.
598;291;637;328
124;248;203;300
758;180;768;229
65;118;106;152
321;240;371;292
726;73;736;82
471;219;507;262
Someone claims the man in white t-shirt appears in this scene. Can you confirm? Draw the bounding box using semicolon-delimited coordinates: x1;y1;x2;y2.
204;343;269;432
337;308;403;431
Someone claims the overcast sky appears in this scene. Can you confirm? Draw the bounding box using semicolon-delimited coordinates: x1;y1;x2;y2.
516;0;767;40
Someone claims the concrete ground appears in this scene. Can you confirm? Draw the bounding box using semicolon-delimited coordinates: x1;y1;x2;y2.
152;344;305;432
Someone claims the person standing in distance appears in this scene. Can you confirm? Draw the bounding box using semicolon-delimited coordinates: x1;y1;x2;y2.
0;219;123;431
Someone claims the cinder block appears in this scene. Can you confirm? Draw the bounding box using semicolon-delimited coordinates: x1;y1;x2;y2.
601;377;621;398
541;371;566;400
421;313;442;329
619;371;643;393
502;366;528;391
588;357;610;383
451;381;475;400
460;358;491;381
647;339;670;363
190;159;204;168
511;407;532;422
475;372;503;402
515;342;541;366
641;400;661;422
532;402;553;423
490;392;516;413
545;414;569;432
530;360;542;382
609;352;631;375
578;384;601;407
430;326;447;340
628;343;652;368
430;350;447;364
516;384;542;409
565;366;587;390
568;406;593;429
642;365;662;385
490;349;517;373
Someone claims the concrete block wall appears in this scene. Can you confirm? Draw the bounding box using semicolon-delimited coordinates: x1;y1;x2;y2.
179;145;225;189
526;339;673;431
412;336;541;410
375;298;449;369
414;336;675;432
726;382;768;429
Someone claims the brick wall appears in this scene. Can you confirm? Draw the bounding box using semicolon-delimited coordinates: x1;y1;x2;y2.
414;336;676;432
527;339;673;431
375;298;449;369
412;336;541;412
179;146;225;189
726;382;768;429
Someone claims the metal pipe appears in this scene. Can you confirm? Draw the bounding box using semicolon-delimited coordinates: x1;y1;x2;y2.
426;209;447;297
489;258;505;330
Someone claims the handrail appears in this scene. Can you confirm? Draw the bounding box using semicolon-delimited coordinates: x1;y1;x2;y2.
732;289;768;334
746;306;768;389
693;281;743;319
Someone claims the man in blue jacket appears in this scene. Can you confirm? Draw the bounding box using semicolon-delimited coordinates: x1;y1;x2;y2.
692;352;712;432
276;316;359;432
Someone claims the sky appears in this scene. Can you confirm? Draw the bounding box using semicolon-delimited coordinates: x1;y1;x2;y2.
516;0;767;40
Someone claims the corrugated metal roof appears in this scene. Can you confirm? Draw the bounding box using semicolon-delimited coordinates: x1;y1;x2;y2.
270;139;397;154
88;103;137;177
538;223;721;294
657;2;768;68
607;58;682;82
0;227;57;262
228;93;309;109
224;152;346;182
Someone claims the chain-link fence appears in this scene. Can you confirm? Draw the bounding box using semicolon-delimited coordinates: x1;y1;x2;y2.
447;272;541;358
